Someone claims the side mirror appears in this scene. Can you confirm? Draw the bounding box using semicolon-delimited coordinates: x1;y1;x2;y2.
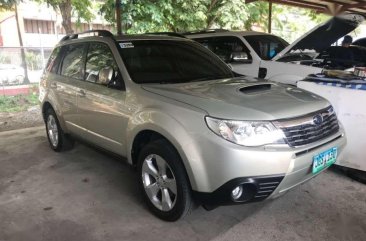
230;52;252;64
98;67;114;85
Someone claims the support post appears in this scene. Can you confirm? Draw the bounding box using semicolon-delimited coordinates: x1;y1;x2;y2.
116;0;122;35
268;1;272;34
15;4;29;84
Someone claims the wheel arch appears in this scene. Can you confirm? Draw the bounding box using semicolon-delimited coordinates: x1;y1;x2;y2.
42;101;53;122
127;111;206;191
130;129;195;189
41;101;68;132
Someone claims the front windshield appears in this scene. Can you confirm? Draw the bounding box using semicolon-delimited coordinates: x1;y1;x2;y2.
244;35;288;60
118;40;234;84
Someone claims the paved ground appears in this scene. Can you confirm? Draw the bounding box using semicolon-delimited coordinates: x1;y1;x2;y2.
0;106;43;132
0;127;365;241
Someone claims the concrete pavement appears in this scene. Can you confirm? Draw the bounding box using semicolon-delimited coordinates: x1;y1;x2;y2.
0;127;365;241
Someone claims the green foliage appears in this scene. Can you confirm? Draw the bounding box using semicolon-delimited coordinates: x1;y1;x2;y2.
217;0;270;31
25;52;43;71
100;0;274;33
0;54;11;64
0;93;38;112
100;0;209;33
271;7;330;42
71;0;94;23
35;0;93;33
0;0;18;10
99;0;326;38
36;0;93;22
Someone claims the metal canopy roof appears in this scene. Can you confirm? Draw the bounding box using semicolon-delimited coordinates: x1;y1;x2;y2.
246;0;366;15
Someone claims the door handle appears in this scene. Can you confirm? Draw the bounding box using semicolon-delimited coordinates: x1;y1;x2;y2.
78;89;86;97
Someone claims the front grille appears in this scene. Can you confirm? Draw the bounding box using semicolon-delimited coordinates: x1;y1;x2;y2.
274;107;339;147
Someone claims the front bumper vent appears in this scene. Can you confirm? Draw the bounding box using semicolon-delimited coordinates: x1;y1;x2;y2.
253;180;282;200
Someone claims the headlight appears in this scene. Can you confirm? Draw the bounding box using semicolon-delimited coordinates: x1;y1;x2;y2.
205;116;285;147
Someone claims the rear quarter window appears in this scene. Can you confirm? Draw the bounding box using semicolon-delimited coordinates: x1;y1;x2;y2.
45;47;61;74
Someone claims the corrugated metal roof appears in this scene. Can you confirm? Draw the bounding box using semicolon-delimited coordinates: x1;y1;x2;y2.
246;0;366;15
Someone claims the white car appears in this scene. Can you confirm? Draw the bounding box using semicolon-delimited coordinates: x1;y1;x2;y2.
0;64;25;85
186;13;365;85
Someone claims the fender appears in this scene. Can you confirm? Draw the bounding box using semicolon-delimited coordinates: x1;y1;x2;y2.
126;109;209;191
40;85;68;133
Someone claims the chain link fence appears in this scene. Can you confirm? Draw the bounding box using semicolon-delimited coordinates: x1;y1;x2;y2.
0;47;53;86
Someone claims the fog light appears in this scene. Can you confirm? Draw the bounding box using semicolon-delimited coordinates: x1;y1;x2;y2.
231;186;243;200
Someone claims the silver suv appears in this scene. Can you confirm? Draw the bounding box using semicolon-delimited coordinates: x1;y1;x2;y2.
40;30;346;221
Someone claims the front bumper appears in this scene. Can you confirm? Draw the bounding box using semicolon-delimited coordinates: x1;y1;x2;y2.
192;133;346;206
193;175;284;206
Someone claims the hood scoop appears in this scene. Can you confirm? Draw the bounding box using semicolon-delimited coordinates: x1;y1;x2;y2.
239;84;272;94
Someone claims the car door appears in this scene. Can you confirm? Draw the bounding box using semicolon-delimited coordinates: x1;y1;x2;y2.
54;43;87;136
76;41;129;155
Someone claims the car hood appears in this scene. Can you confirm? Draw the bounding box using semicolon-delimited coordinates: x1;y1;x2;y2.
142;77;329;120
273;13;365;61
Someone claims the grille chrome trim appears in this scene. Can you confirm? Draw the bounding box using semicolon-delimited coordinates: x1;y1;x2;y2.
273;106;340;147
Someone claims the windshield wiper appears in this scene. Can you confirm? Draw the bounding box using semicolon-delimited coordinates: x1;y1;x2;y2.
189;76;230;83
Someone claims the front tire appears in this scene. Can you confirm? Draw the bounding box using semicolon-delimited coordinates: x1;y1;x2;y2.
137;139;193;221
45;108;74;152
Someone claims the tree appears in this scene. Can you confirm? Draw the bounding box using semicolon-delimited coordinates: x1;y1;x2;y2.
99;0;326;43
36;0;93;34
99;0;285;33
100;0;208;33
0;0;30;84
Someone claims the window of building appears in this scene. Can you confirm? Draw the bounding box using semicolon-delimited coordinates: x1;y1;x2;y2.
24;19;55;34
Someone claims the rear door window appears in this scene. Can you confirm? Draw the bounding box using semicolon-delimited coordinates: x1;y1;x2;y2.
194;36;251;63
244;35;288;60
60;43;87;80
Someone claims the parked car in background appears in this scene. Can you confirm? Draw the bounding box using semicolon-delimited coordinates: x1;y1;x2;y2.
0;64;25;85
40;30;346;221
186;13;365;85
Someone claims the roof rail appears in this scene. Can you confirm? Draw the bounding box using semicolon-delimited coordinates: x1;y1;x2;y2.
182;29;229;35
146;32;186;38
60;30;114;42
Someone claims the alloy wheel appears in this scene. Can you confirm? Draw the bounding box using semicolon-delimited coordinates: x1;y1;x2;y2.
47;115;59;147
141;154;177;211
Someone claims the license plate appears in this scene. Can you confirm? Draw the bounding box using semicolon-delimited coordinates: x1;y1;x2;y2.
312;147;338;174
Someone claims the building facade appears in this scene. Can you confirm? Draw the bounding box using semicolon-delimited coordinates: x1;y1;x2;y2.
0;0;113;48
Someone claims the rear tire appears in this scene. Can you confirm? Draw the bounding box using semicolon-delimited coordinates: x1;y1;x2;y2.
137;139;193;221
45;108;74;152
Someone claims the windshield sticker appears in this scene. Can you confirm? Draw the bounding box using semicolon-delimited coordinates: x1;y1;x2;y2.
119;42;134;48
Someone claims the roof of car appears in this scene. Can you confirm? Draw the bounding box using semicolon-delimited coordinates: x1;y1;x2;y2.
57;33;191;47
185;30;273;38
56;33;191;48
114;34;188;41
